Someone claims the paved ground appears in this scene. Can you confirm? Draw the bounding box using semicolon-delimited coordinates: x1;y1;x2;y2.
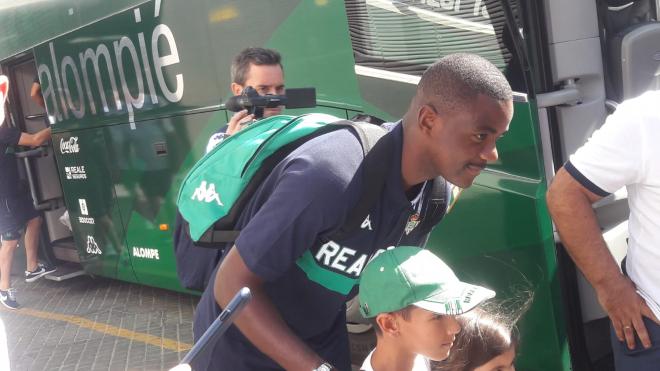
0;273;197;371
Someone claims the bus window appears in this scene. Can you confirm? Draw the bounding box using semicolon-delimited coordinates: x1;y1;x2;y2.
344;0;528;102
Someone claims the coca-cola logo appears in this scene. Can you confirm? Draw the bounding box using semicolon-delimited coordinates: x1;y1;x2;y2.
60;137;80;154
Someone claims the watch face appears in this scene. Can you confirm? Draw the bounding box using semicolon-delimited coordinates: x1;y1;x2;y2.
316;364;331;371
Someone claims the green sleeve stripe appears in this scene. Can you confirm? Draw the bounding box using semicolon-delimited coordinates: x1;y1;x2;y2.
296;250;358;295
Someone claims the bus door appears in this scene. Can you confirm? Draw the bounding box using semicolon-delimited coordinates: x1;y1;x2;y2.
51;125;137;283
3;57;85;280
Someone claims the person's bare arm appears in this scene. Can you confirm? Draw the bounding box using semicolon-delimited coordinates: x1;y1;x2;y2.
18;127;51;147
30;82;45;108
547;167;659;349
214;246;329;370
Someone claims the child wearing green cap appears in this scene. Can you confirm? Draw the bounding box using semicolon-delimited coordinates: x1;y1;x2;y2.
358;246;496;371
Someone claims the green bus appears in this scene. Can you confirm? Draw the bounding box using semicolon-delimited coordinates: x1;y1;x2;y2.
1;0;658;369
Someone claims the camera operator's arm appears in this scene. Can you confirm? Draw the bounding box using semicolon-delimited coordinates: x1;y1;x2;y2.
226;110;254;135
215;247;327;371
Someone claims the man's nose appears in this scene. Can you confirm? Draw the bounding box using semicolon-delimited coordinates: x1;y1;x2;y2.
480;144;498;162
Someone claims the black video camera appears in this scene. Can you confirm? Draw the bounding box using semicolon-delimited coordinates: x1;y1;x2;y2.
223;86;316;119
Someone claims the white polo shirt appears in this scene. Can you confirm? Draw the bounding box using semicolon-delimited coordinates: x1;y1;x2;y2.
361;349;431;371
567;90;660;319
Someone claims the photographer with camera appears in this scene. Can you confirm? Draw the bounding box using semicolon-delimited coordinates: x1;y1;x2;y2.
205;47;285;153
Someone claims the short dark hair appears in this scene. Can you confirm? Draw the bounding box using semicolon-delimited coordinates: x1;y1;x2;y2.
418;53;512;113
231;47;283;85
369;306;413;336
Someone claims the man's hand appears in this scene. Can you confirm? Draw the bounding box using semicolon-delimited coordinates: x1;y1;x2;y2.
226;110;255;135
596;275;660;349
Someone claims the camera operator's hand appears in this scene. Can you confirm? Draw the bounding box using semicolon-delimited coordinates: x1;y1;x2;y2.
227;110;255;135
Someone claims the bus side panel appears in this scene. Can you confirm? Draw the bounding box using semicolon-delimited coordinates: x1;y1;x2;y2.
53;129;135;283
108;110;220;293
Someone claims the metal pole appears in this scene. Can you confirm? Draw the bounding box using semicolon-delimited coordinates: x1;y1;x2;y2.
176;287;252;368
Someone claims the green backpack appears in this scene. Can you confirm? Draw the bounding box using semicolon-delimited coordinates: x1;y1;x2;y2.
177;113;392;244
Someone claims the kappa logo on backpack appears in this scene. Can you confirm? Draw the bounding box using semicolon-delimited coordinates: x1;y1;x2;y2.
191;180;224;206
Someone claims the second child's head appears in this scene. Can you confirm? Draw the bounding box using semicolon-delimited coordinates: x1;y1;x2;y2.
358;247;496;362
434;307;520;371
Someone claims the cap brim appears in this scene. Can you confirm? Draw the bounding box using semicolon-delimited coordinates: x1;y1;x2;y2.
413;282;495;315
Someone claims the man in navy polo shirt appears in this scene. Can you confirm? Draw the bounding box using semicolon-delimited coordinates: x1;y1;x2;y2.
192;53;514;371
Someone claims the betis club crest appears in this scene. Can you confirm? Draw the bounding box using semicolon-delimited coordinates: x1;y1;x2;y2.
404;213;420;235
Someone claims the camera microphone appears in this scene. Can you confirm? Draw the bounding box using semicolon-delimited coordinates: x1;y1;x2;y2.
224;95;286;112
223;87;316;116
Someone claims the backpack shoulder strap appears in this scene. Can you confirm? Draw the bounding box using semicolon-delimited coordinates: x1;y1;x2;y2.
416;176;450;235
330;121;393;241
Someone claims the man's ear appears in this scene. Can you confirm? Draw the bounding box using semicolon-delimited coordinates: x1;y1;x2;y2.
417;104;438;136
230;83;245;96
375;313;400;336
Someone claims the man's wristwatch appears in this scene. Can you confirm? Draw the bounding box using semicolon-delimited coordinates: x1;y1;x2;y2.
312;362;334;371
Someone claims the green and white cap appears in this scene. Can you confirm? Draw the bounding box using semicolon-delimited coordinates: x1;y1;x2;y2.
359;246;495;318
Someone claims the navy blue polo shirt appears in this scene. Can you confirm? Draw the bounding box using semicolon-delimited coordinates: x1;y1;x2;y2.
192;122;447;370
0;124;21;197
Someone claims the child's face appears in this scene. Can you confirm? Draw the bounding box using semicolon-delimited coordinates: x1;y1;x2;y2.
398;306;461;361
474;347;516;371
